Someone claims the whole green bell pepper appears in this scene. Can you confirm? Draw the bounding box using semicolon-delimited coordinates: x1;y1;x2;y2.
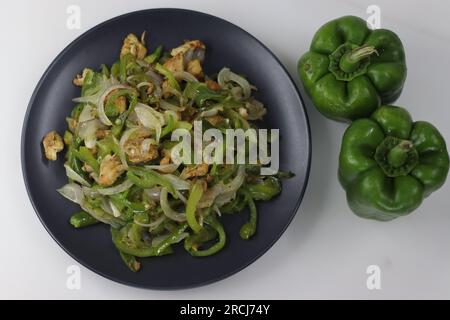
339;106;449;221
298;16;407;121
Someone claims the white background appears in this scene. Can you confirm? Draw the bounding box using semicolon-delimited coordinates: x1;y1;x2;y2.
1;0;449;299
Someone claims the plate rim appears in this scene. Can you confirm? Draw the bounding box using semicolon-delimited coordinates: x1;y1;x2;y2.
21;7;311;290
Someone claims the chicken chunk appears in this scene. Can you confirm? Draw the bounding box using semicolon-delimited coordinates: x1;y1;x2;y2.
180;164;209;179
95;154;125;186
120;33;147;60
42;130;64;161
170;40;205;57
205;115;224;127
73;68;92;87
206;79;221;91
163;53;184;73
186;59;204;79
123;129;159;164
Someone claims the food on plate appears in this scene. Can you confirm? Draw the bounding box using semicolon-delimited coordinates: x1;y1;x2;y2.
45;33;292;272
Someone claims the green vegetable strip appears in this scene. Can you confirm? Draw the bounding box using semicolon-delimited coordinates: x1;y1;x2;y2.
186;216;226;256
144;45;163;64
72;146;99;173
69;211;99;228
239;190;257;240
127;167;176;196
155;63;181;91
186;181;204;233
119;252;140;272
160;114;175;138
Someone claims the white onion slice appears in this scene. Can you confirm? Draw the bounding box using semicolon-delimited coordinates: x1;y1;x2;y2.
145;163;179;174
78;104;96;123
173;71;199;83
98;84;130;126
160;188;186;222
144;187;161;201
214;165;245;207
159;100;184;111
97;179;134;195
162;174;191;190
64;164;91;187
134;103;165;141
217;68;251;98
57;183;85;204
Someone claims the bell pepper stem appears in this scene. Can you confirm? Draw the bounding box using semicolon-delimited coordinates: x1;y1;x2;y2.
339;45;378;73
387;140;413;168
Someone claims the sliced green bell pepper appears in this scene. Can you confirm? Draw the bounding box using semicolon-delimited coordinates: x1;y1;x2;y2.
298;16;406;121
339;105;449;221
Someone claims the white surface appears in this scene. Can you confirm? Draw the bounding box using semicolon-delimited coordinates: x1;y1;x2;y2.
1;0;449;299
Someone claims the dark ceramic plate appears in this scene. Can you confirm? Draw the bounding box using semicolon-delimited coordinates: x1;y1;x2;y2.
21;8;310;289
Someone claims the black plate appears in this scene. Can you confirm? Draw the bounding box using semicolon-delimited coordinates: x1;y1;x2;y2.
21;8;311;289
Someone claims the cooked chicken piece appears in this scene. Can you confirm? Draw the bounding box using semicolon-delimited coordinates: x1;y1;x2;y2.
159;149;171;165
146;82;155;95
205;115;224;127
163;53;184;73
180;164;209;179
238;107;249;119
95;154;125;186
186;59;204;79
170;40;205;57
66;117;77;133
206;79;221;91
95;129;110;139
82;164;94;173
161;80;174;98
42;130;64;161
120;33;147;60
73;68;92;87
123;129;159;164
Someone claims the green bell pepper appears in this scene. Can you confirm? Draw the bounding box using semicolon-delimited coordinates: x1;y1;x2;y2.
339;105;449;221
298;16;407;121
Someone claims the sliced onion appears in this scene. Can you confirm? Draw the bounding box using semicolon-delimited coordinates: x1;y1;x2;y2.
144;187;162;201
199;106;223;118
64;164;91;187
173;71;198;83
159;99;184;112
97;179;134;195
214;165;246;207
57;183;84;204
163;174;191;190
149;215;166;231
77;119;104;149
160;188;186;222
145;163;180;174
98;84;130;126
175;189;187;204
78;104;96;123
136;81;153;89
109;200;122;217
146;68;163;86
135;103;165;141
82;186;99;197
100;198;114;215
246;99;267;120
217;68;251;98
